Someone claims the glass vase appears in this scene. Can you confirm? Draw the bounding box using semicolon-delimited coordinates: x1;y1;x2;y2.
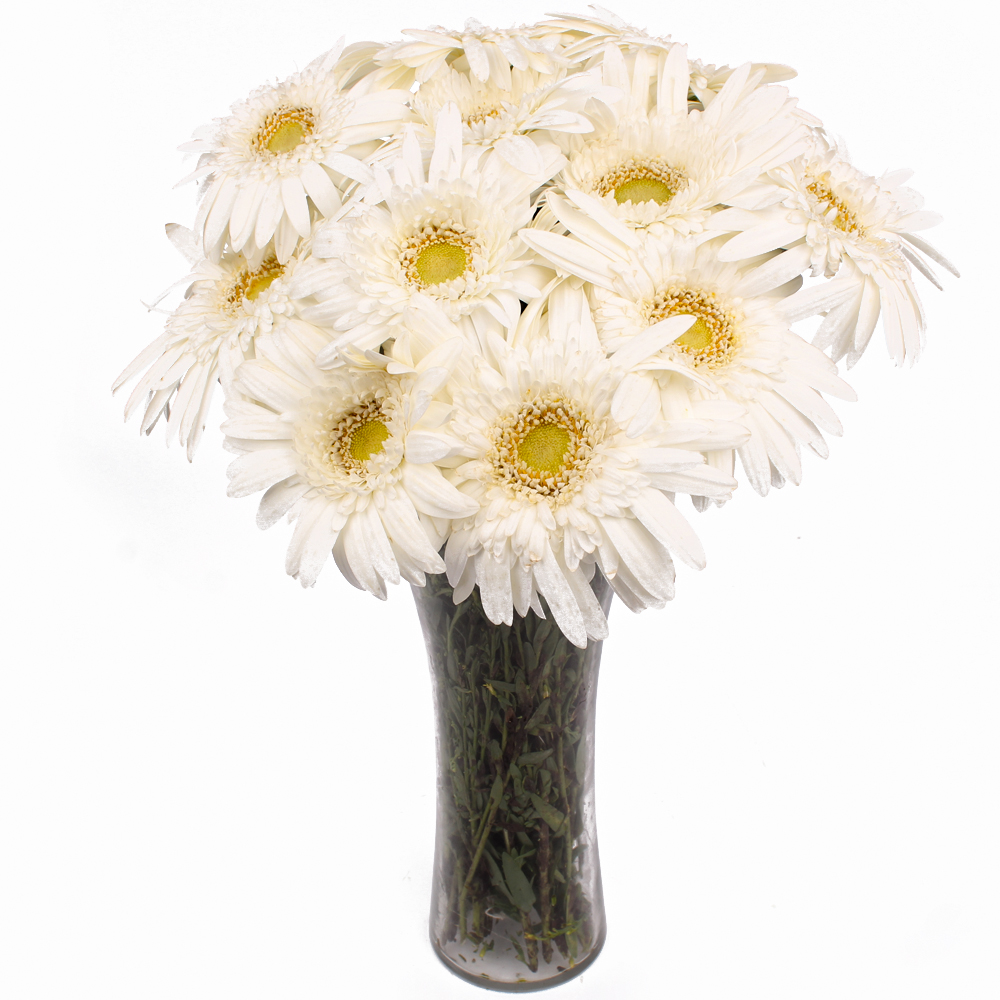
411;570;613;991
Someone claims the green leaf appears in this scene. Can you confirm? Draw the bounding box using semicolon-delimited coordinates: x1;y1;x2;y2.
517;748;554;767
525;698;551;733
489;680;518;693
516;670;530;708
484;852;514;905
529;793;568;835
483;774;503;815
521;641;538;675
502;852;536;913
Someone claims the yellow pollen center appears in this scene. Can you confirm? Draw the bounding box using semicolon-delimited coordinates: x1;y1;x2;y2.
267;120;307;153
245;271;279;300
648;287;740;369
518;423;571;477
255;108;316;156
349;420;389;462
673;314;716;353
806;176;863;234
597;159;687;207
414;242;469;285
224;256;285;313
614;177;673;205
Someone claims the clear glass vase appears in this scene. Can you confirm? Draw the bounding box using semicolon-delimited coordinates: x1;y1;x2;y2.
412;571;613;991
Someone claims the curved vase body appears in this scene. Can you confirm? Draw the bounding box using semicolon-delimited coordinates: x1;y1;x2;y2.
412;572;613;992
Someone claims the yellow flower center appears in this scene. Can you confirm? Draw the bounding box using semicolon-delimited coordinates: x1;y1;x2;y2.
597;159;687;206
518;423;571;477
673;315;715;353
326;398;392;472
349;419;390;462
414;242;470;285
224;256;285;313
254;108;316;155
806;175;863;234
492;396;599;499
649;287;740;370
401;227;475;289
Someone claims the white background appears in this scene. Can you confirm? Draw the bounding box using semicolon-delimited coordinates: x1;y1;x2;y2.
2;1;997;998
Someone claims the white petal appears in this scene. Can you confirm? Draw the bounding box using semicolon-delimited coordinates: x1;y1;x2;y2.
227;451;299;498
281;176;311;238
611;314;694;370
532;545;587;648
717;219;808;262
737;242;812;296
401;463;479;518
517;229;616;289
299;161;342;218
629;489;706;570
379;494;445;573
494;135;544;174
257;478;310;529
477;548;514;626
404;430;453;464
286;499;344;587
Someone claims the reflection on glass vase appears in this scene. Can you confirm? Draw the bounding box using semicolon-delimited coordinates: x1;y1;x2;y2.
412;570;613;992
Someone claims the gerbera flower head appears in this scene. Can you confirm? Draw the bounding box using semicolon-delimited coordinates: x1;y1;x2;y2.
715;133;959;366
556;56;808;236
223;334;478;595
521;201;856;496
377;19;567;87
443;336;742;646
308;106;563;361
534;7;675;64
411;65;613;174
179;44;411;264
113;224;334;459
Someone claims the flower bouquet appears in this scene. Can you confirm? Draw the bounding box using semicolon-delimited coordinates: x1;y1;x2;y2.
115;7;954;990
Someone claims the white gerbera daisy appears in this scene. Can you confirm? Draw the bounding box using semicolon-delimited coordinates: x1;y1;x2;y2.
377;19;566;87
113;225;335;459
537;8;799;104
557;56;807;235
179;44;411;263
714;134;958;366
412;65;612;174
534;6;675;64
443;337;743;646
306;107;563;360
223;335;478;594
521;201;856;496
687;58;799;109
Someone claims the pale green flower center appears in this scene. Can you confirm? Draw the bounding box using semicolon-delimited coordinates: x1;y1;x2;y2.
649;287;739;370
225;256;285;313
415;242;469;285
326;397;393;472
492;396;598;499
255;107;316;155
614;177;672;206
402;227;476;289
673;315;715;353
349;419;390;462
597;159;687;206
518;424;571;477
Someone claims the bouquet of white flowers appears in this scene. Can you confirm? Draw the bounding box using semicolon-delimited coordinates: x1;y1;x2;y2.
114;7;955;989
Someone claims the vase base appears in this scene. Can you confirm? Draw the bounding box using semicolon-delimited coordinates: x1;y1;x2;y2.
431;926;606;993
